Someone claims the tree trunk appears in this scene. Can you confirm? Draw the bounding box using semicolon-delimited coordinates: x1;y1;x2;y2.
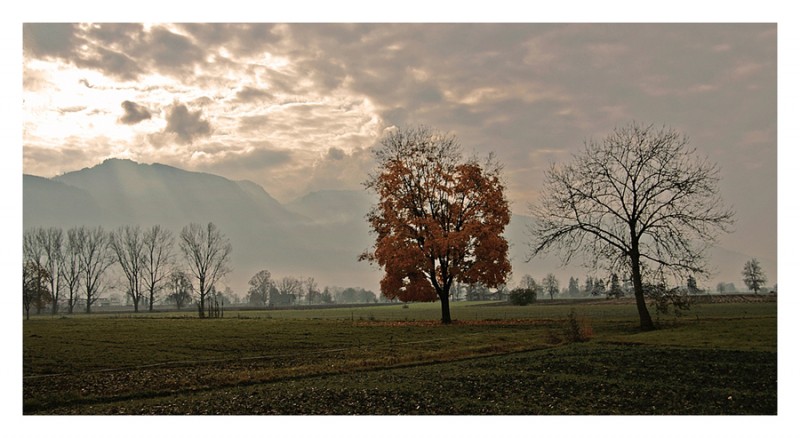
438;290;452;324
630;251;655;331
198;278;206;318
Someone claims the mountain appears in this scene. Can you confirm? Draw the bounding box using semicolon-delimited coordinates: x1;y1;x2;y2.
49;159;302;227
285;190;374;225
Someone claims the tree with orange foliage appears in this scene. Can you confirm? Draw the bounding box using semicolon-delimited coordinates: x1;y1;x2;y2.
360;126;512;324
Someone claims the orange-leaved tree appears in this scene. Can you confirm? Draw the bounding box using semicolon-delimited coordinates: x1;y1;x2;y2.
360;126;511;324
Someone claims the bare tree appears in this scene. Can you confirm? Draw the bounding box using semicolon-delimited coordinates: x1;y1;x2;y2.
76;226;115;313
518;274;539;292
23;261;50;320
35;228;64;315
60;227;83;314
305;277;319;304
542;273;559;300
23;229;46;315
110;226;146;312
275;276;303;306
742;258;767;294
247;269;274;307
142;225;175;311
179;222;232;318
528;122;734;330
167;270;193;309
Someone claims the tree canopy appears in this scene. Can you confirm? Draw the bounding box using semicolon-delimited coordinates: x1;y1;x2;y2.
361;125;511;323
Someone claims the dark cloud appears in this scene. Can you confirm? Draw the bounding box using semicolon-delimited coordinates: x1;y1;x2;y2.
326;147;346;160
164;103;211;144
76;46;141;80
223;147;292;170
23;23;82;58
263;69;305;95
267;24;545;130
412;84;444;104
195;145;293;176
234;86;273;103
238;115;271;133
179;23;283;57
140;26;205;74
119;101;152;125
85;23;145;49
23;23;145;80
23;23;207;81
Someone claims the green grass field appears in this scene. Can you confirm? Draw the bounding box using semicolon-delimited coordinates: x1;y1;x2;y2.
22;298;777;415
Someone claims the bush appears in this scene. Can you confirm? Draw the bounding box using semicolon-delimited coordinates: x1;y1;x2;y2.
644;282;691;316
509;288;536;306
543;309;593;344
564;309;592;342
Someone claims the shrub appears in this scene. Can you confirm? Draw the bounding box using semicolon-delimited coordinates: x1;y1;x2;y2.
543;309;593;344
644;282;691;316
509;288;536;306
564;309;592;343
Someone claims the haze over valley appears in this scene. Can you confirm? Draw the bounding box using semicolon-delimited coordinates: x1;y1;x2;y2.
23;158;774;298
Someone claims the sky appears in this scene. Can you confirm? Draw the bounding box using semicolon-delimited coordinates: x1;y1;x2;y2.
21;21;778;263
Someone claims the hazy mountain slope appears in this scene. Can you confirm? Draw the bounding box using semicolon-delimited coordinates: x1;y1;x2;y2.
23;174;102;227
235;179;301;224
52;159;302;228
285;190;375;225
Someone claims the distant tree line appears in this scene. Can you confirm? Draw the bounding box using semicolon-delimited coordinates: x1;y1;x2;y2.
245;270;380;307
22;222;390;319
499;261;773;307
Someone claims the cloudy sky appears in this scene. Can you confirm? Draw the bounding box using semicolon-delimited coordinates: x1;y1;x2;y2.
21;22;777;263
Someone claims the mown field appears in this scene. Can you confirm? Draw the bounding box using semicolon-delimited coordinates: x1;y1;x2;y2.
22;297;777;415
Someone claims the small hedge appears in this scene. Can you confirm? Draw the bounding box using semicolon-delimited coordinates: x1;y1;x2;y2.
509;288;537;306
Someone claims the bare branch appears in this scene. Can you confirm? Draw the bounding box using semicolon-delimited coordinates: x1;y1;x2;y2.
528;122;734;330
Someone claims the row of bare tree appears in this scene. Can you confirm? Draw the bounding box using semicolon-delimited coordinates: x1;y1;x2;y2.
246;270;383;306
246;271;330;307
22;222;232;319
